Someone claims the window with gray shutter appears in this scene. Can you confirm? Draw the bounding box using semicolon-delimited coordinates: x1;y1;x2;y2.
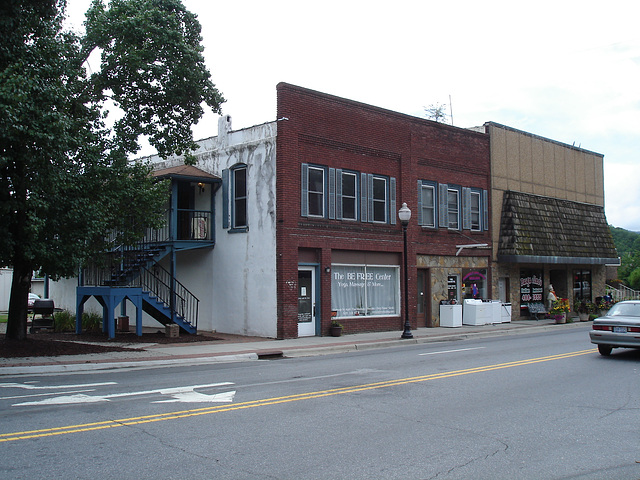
389;177;396;225
222;168;230;229
328;167;336;220
462;187;471;230
438;183;448;228
301;163;309;217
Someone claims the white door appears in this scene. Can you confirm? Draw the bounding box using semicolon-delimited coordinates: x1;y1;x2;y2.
298;267;316;337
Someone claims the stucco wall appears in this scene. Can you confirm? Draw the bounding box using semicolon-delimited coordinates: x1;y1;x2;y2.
146;119;278;337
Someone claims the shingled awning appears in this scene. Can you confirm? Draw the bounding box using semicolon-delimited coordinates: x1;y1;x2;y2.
153;165;220;183
497;191;619;265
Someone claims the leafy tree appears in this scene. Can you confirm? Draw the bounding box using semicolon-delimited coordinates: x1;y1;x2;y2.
1;0;224;340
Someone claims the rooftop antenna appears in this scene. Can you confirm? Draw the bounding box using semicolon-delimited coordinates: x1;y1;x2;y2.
449;95;454;126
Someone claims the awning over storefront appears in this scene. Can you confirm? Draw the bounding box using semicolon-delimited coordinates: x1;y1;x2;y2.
497;191;619;265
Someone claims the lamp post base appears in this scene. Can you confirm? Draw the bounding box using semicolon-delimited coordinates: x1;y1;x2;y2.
401;329;413;339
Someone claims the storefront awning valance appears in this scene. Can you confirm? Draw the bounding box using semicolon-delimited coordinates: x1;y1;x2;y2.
497;191;619;265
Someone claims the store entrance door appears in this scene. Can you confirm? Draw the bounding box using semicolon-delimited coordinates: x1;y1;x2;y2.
417;269;431;327
298;267;316;337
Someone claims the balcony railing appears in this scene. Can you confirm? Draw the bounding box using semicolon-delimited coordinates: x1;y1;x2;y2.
176;210;212;241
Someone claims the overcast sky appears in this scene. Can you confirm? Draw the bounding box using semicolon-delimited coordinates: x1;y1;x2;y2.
65;1;640;231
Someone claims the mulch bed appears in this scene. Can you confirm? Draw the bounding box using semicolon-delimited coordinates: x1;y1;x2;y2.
1;330;225;358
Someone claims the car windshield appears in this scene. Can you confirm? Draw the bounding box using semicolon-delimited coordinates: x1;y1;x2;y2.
608;303;640;317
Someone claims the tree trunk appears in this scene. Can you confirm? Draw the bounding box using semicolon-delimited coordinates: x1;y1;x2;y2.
5;261;33;341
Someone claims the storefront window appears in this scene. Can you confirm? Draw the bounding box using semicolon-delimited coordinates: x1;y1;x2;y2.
520;269;544;315
573;270;592;301
331;265;399;318
462;269;487;300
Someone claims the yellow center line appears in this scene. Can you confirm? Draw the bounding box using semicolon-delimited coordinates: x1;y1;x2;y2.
0;348;596;442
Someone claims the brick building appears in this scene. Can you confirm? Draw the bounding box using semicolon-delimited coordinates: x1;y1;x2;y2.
50;83;615;339
275;83;490;337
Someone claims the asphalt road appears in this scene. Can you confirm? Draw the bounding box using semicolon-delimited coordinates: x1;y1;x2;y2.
1;325;639;479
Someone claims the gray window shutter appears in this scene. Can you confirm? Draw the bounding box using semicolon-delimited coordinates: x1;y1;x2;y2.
222;169;230;229
367;173;374;223
328;167;336;220
336;169;343;220
301;163;309;217
483;189;489;231
389;177;396;225
360;172;368;222
462;187;471;230
438;183;448;228
417;181;423;226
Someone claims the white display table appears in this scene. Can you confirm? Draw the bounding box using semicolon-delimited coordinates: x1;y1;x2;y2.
463;299;492;325
440;304;462;327
500;303;512;323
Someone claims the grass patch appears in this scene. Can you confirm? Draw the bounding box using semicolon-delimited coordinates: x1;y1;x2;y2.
0;313;7;323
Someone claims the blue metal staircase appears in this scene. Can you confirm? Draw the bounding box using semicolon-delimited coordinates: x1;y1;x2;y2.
76;169;219;338
79;241;199;337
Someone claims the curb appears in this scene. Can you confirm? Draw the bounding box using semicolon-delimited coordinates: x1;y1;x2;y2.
0;321;591;375
0;353;259;376
279;322;590;358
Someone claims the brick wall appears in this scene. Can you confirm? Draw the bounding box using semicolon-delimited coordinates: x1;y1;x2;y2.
276;83;491;338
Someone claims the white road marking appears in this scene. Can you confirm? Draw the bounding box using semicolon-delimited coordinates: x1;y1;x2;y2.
12;382;236;406
152;390;236;403
419;347;485;356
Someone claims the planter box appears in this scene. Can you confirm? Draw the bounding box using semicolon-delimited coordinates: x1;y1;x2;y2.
165;324;179;338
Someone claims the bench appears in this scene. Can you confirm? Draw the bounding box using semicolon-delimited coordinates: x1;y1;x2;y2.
30;299;55;333
527;303;547;320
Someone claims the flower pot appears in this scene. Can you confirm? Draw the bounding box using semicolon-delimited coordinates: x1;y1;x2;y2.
579;313;589;322
330;325;343;337
555;313;566;324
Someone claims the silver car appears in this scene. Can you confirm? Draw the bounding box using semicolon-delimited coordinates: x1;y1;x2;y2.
589;300;640;356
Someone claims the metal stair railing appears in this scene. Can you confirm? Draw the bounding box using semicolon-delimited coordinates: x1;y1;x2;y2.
606;284;640;302
140;263;199;330
81;240;199;330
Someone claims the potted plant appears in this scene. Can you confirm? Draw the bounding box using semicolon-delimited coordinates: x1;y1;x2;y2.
549;298;570;323
330;320;343;337
597;299;610;317
576;300;589;322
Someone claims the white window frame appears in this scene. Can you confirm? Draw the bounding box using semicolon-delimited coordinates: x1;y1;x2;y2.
307;166;325;217
420;182;436;228
232;165;247;229
447;187;460;230
341;171;358;221
330;264;400;318
372;176;388;223
470;189;481;231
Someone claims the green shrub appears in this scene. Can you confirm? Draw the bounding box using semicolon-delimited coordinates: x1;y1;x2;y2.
54;310;75;332
82;311;102;333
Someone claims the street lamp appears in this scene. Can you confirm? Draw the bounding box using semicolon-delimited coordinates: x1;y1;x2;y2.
398;203;413;339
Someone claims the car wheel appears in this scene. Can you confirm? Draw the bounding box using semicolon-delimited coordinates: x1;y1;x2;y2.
598;344;613;356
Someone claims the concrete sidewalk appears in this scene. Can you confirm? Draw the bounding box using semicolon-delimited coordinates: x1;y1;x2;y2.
0;319;592;376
